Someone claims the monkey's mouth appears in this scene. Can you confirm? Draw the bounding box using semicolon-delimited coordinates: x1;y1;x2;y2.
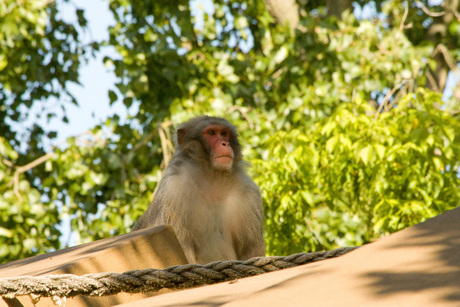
214;155;233;164
213;155;233;169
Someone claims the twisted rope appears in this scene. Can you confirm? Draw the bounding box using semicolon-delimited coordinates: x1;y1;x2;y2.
0;247;357;300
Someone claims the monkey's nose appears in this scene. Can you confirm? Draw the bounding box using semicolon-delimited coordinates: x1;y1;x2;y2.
222;142;228;146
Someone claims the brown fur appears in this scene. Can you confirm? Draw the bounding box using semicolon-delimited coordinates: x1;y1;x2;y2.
133;116;265;264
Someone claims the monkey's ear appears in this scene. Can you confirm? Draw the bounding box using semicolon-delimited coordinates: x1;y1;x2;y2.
177;128;186;145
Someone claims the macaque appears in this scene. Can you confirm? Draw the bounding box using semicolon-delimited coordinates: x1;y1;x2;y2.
133;116;265;264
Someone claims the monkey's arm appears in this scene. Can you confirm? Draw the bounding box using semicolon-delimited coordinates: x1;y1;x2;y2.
232;179;266;260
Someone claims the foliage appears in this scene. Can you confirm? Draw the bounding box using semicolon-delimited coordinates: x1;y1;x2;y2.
0;0;91;262
0;138;60;260
254;90;460;255
1;0;459;262
40;118;168;243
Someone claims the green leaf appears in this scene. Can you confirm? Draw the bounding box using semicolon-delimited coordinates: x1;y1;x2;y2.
326;135;339;153
358;145;373;165
0;228;13;238
109;90;118;106
274;46;288;64
374;144;385;159
432;157;443;171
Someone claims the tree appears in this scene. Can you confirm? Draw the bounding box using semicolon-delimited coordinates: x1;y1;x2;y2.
256;89;460;254
0;0;92;261
1;0;459;263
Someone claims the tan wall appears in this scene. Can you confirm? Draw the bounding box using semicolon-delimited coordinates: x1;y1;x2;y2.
0;225;187;307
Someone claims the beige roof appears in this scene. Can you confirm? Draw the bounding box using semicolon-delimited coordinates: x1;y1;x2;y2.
118;207;460;307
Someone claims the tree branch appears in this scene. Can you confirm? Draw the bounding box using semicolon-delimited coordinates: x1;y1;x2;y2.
399;1;411;34
226;106;254;129
157;121;174;168
263;0;299;29
374;80;409;120
414;0;446;17
7;152;56;201
432;44;459;72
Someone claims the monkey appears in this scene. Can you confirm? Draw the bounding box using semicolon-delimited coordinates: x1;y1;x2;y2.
133;116;265;264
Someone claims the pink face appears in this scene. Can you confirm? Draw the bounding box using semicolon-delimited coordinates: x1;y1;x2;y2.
203;125;234;170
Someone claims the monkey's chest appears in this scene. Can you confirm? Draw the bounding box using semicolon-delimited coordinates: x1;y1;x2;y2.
193;203;235;237
188;198;242;262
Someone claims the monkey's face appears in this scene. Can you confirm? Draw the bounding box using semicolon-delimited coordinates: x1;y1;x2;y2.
202;125;234;171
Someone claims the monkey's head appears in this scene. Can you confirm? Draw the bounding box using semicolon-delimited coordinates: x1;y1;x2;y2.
176;116;242;171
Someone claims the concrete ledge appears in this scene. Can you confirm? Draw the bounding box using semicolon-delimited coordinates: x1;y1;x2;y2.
0;225;188;307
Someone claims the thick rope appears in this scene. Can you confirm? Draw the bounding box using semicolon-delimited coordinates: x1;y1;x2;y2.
0;247;357;300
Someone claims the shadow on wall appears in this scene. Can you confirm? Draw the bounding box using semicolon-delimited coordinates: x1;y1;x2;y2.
364;211;460;302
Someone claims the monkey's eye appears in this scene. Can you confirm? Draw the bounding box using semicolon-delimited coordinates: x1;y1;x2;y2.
221;131;227;137
209;130;216;135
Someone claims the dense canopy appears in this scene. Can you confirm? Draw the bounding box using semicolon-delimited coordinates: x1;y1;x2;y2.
0;0;459;262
